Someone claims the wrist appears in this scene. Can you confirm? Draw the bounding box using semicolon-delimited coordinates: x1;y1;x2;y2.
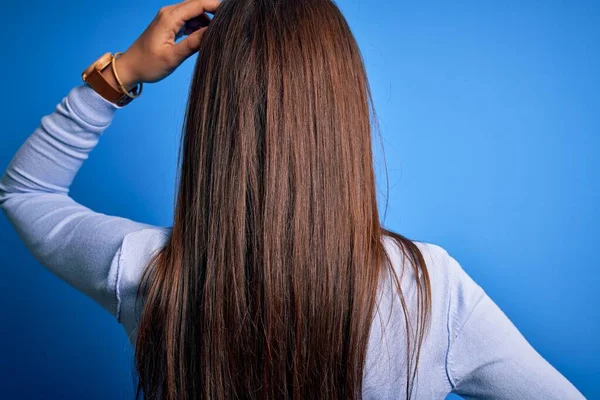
100;53;139;93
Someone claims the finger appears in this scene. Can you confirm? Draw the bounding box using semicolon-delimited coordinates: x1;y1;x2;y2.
173;26;208;61
187;13;211;30
182;13;211;34
175;13;210;41
172;0;220;23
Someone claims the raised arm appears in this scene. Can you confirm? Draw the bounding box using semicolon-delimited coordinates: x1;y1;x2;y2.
444;253;586;399
0;0;221;321
0;84;160;318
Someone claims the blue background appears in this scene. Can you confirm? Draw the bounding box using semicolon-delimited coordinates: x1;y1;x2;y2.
0;0;598;398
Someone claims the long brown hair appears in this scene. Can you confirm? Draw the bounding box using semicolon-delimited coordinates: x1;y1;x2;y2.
134;0;431;398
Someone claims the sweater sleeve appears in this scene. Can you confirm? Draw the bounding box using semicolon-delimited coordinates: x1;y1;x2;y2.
0;84;161;321
445;253;585;399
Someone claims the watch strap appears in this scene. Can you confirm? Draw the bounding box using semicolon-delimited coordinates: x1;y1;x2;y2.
82;53;135;107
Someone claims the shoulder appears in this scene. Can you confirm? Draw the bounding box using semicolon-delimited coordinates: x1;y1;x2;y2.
409;240;484;311
381;236;486;341
115;227;172;330
415;241;486;338
379;237;457;330
381;235;450;274
381;236;455;295
120;226;172;264
371;237;482;394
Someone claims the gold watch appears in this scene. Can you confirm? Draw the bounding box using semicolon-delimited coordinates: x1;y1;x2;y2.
82;52;138;107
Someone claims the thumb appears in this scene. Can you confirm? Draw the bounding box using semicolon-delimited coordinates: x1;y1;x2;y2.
174;26;209;62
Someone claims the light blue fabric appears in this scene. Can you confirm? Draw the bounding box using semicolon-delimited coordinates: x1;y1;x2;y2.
0;84;585;399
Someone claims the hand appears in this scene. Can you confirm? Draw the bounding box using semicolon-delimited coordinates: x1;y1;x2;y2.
110;0;220;90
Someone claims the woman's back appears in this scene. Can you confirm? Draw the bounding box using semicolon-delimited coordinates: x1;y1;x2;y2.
114;227;581;399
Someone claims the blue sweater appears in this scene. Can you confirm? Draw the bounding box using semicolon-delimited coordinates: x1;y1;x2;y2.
0;84;585;399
